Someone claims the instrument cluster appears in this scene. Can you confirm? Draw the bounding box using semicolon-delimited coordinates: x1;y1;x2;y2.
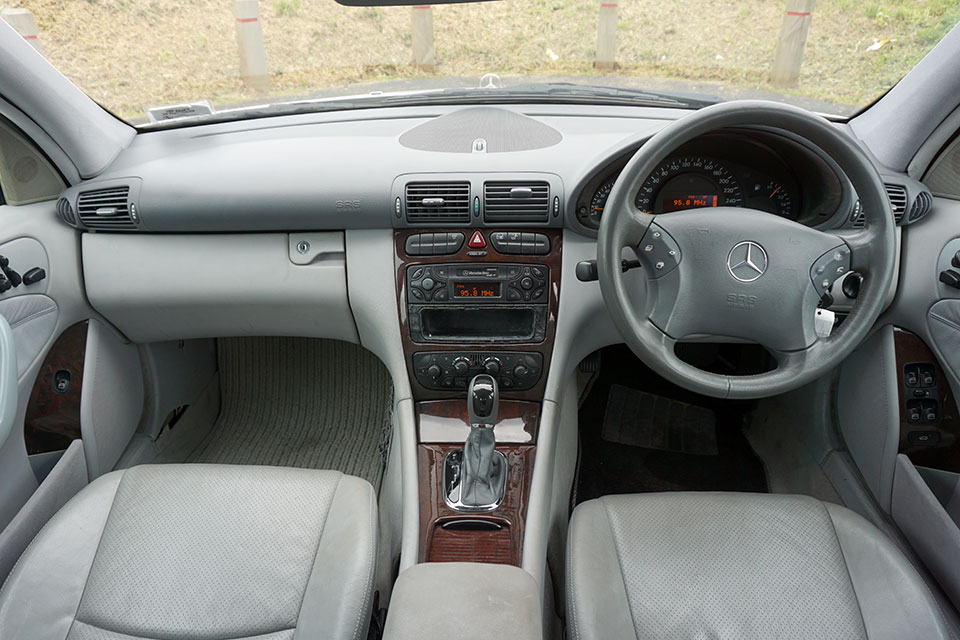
576;131;844;230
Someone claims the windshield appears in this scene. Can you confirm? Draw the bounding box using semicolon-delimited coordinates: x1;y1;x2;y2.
14;0;959;125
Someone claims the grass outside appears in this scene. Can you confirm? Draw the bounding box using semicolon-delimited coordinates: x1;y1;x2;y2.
10;0;960;120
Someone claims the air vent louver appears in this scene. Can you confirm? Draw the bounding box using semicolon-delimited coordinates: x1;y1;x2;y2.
483;181;550;223
56;197;75;225
909;191;932;222
404;182;471;224
850;183;909;228
885;183;908;223
77;186;136;230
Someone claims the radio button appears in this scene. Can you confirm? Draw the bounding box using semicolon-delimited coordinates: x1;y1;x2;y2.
411;267;424;280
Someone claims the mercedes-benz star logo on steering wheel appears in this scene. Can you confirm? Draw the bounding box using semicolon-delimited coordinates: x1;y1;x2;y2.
727;241;768;282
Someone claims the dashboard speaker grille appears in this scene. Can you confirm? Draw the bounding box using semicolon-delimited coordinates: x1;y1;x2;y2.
483;181;550;223
77;186;137;230
405;182;471;224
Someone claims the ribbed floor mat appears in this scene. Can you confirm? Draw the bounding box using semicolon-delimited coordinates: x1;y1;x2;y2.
187;337;393;490
601;385;718;455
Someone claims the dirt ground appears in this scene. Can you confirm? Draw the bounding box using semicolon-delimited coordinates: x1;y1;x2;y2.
11;0;960;119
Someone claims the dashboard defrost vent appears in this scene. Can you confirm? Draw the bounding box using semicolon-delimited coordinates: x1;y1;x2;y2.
483;181;550;223
77;186;136;229
908;191;932;222
404;182;471;224
56;197;75;225
851;183;908;228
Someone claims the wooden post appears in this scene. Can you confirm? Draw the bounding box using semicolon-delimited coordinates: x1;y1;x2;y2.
233;0;269;91
411;5;437;71
1;8;43;54
770;0;816;87
595;3;618;70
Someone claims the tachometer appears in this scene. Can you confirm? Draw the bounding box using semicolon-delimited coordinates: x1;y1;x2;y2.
635;156;743;214
588;179;616;226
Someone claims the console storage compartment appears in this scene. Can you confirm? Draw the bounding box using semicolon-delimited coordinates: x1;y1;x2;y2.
382;563;541;640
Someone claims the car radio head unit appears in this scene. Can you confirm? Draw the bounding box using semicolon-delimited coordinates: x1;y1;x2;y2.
406;263;550;343
407;263;548;304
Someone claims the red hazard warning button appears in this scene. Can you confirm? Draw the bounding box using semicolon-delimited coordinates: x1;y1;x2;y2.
468;231;486;248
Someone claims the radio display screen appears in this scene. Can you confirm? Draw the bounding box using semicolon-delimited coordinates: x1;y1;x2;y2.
454;282;501;299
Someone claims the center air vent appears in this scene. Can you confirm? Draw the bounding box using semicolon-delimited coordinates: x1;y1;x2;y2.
77;186;137;230
483;181;550;223
405;182;471;224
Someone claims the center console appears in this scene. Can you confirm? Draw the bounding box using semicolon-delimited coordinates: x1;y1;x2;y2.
395;228;561;566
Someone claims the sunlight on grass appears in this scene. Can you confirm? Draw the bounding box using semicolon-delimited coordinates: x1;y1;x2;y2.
16;0;960;119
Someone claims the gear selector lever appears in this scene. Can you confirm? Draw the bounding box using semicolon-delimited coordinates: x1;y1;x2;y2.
443;374;507;511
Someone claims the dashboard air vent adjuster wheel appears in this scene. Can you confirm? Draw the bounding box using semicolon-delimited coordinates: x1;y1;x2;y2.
77;186;137;230
56;197;75;225
483;181;550;223
909;191;932;222
404;182;471;224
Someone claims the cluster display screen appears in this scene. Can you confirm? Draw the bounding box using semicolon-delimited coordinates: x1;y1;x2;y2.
454;282;501;298
661;194;719;212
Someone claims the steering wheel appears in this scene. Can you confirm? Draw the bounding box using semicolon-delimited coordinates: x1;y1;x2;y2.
597;101;896;399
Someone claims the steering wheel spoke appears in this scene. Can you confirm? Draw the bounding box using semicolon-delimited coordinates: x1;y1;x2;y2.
597;101;897;399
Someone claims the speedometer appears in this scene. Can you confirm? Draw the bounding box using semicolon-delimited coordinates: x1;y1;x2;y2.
635;156;743;214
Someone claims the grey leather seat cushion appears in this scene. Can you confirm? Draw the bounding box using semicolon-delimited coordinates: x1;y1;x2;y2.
0;464;378;640
566;492;951;640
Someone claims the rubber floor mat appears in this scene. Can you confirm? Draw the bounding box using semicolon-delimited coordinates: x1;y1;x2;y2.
576;345;767;503
187;337;393;490
601;385;718;455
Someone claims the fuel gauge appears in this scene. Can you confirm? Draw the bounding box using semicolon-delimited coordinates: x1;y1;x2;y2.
748;180;795;219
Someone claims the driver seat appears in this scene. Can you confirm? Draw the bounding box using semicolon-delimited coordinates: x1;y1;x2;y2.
566;492;950;640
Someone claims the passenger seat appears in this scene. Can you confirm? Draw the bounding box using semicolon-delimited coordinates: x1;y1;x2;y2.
0;464;377;640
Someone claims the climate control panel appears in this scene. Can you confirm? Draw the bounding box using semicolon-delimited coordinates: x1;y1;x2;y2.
413;351;543;391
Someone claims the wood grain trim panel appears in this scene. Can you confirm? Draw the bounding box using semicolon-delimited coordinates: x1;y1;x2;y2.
395;228;562;402
418;443;535;565
24;321;88;455
894;327;960;472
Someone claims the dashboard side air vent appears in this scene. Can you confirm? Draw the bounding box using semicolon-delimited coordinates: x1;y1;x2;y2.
404;182;471;224
908;190;932;222
851;183;909;228
885;183;908;223
77;186;137;230
56;197;76;225
483;181;550;223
